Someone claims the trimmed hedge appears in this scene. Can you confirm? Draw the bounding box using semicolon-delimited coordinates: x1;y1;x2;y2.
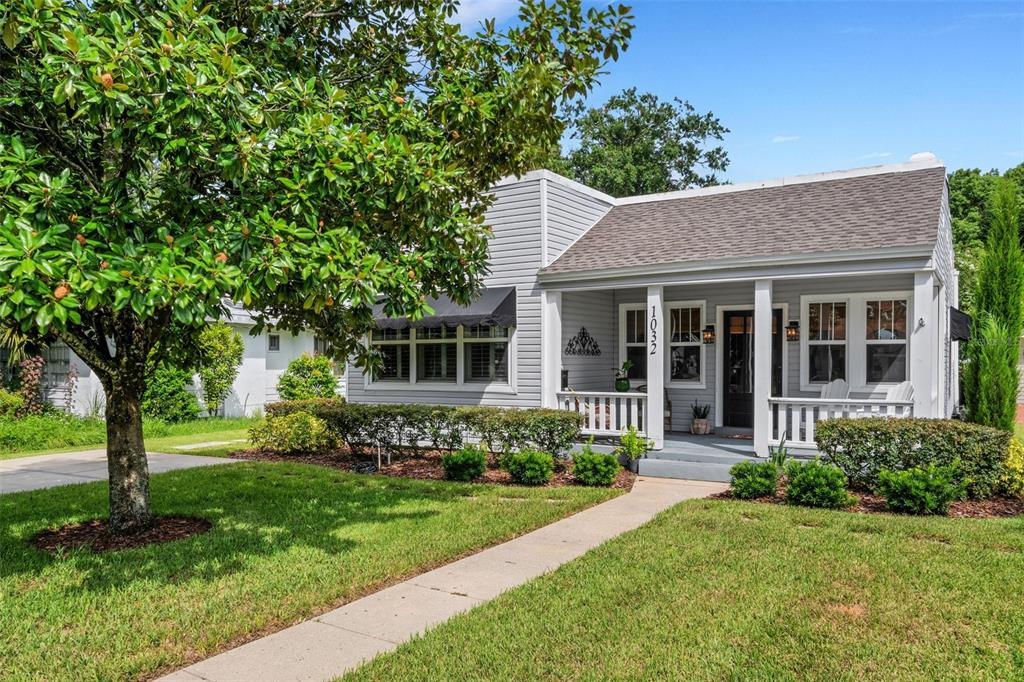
250;411;332;454
815;417;1011;499
265;400;582;457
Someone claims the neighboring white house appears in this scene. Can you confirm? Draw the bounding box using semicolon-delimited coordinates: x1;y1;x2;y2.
32;154;962;459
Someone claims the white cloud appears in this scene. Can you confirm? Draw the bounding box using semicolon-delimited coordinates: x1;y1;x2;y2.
771;135;800;144
858;151;893;160
454;0;520;26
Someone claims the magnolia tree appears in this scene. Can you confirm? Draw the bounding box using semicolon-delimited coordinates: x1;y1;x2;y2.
0;0;633;532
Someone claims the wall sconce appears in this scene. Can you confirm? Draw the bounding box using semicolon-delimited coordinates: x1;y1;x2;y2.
702;324;716;345
785;320;800;342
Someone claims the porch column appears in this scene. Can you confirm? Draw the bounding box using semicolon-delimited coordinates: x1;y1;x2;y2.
910;271;936;417
753;279;773;456
540;289;562;409
646;285;665;449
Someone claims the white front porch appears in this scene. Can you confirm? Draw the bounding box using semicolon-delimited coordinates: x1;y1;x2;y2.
542;271;950;456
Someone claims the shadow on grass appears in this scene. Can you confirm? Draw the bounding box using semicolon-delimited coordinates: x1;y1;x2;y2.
0;462;454;590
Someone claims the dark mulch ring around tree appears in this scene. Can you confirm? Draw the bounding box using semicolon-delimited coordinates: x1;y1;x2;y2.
714;486;1024;519
226;447;636;491
31;516;213;554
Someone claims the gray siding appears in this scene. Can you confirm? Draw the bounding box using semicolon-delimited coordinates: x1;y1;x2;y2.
545;180;612;265
932;182;957;416
346;178;544;408
563;274;916;430
561;291;615;391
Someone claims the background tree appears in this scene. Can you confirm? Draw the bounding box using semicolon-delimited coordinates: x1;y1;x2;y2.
551;87;728;197
277;353;338;401
0;0;632;532
963;178;1024;431
197;323;244;417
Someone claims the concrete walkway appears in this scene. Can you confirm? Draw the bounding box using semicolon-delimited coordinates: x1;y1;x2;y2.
0;449;236;494
159;476;727;682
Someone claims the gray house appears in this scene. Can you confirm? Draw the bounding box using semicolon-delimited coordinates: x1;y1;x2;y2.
351;154;960;470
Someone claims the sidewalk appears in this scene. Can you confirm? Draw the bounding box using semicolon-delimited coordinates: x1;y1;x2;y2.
159;476;727;682
0;449;236;494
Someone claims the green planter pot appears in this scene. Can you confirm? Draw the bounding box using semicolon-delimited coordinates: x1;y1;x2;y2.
614;377;630;393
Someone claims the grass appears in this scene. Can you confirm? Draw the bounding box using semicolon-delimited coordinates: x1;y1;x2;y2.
0;416;258;460
346;500;1024;681
1016;422;1023;440
0;461;618;681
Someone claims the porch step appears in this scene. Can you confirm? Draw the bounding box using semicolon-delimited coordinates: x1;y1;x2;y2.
637;457;743;482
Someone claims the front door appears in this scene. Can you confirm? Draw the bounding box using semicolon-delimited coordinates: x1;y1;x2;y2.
722;309;783;428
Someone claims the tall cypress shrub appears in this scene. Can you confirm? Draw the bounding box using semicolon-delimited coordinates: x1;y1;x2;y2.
965;178;1024;430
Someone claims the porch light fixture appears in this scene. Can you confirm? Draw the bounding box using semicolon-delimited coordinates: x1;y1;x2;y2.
785;320;800;342
702;324;716;345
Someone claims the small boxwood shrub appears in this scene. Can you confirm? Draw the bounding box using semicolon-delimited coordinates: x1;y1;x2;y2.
0;389;24;419
785;460;855;509
815;417;1010;498
277;353;339;400
729;461;778;499
441;445;488;482
876;464;967;515
1000;438;1024;499
250;412;331;455
572;443;619;486
504;449;554;485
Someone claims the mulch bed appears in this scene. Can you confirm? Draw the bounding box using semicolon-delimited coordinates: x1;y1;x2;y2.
32;516;212;554
713;487;1024;519
226;447;636;491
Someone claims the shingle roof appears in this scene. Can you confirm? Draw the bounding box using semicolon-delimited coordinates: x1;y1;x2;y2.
541;164;947;276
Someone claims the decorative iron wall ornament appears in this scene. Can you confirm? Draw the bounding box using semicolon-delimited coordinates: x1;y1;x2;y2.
564;327;602;357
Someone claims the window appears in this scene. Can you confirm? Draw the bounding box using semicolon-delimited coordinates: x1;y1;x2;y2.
268;334;280;352
807;301;846;383
865;299;908;382
464;325;509;382
43;342;70;391
314;336;346;377
415;326;456;382
622;307;646;380
369;325;512;385
668;304;703;384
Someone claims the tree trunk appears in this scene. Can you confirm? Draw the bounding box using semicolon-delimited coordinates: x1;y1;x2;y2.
104;379;153;533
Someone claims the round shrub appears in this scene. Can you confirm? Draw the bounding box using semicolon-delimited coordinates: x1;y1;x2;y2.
572;446;619;486
250;412;331;455
876;464;966;515
277;353;338;401
729;461;778;499
442;445;488;481
785;460;855;509
0;389;24;419
142;365;200;423
1000;438;1024;499
504;449;554;485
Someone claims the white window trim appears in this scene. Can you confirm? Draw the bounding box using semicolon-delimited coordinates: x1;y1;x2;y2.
803;298;849;387
364;325;517;393
800;290;912;392
618;303;647;380
267;333;281;352
713;303;789;429
665;300;706;389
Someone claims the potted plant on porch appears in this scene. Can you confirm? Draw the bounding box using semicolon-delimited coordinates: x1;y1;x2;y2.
614;360;633;392
691;401;711;435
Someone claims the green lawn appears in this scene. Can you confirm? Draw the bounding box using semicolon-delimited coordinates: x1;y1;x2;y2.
0;462;618;680
346;500;1024;681
0;416;257;460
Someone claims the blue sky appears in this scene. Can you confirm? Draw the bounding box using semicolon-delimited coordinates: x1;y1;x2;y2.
457;0;1024;182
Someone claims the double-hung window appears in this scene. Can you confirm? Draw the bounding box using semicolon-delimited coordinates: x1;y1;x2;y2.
807;301;847;383
668;303;703;385
369;325;512;386
621;306;647;380
865;299;908;382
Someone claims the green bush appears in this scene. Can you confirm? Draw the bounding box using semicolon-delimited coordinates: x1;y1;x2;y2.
441;445;488;482
1000;438;1024;499
815;417;1010;499
264;400;581;459
250;412;331;455
277;353;338;401
784;460;855;509
0;389;23;419
729;461;778;499
0;412;107;452
142;365;200;423
613;425;652;461
572;442;619;486
504;449;554;485
876;464;966;515
197;323;244;416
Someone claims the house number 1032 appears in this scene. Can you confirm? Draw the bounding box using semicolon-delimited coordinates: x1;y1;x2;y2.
649;304;658;355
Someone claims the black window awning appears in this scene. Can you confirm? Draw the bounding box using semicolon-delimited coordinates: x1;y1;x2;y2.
950;306;971;342
373;286;517;330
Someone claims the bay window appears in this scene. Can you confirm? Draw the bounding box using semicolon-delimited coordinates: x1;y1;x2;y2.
415;326;457;382
464;325;510;382
370;325;512;386
372;328;410;381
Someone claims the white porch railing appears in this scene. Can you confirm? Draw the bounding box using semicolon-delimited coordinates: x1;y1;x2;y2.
768;397;914;448
557;391;647;437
